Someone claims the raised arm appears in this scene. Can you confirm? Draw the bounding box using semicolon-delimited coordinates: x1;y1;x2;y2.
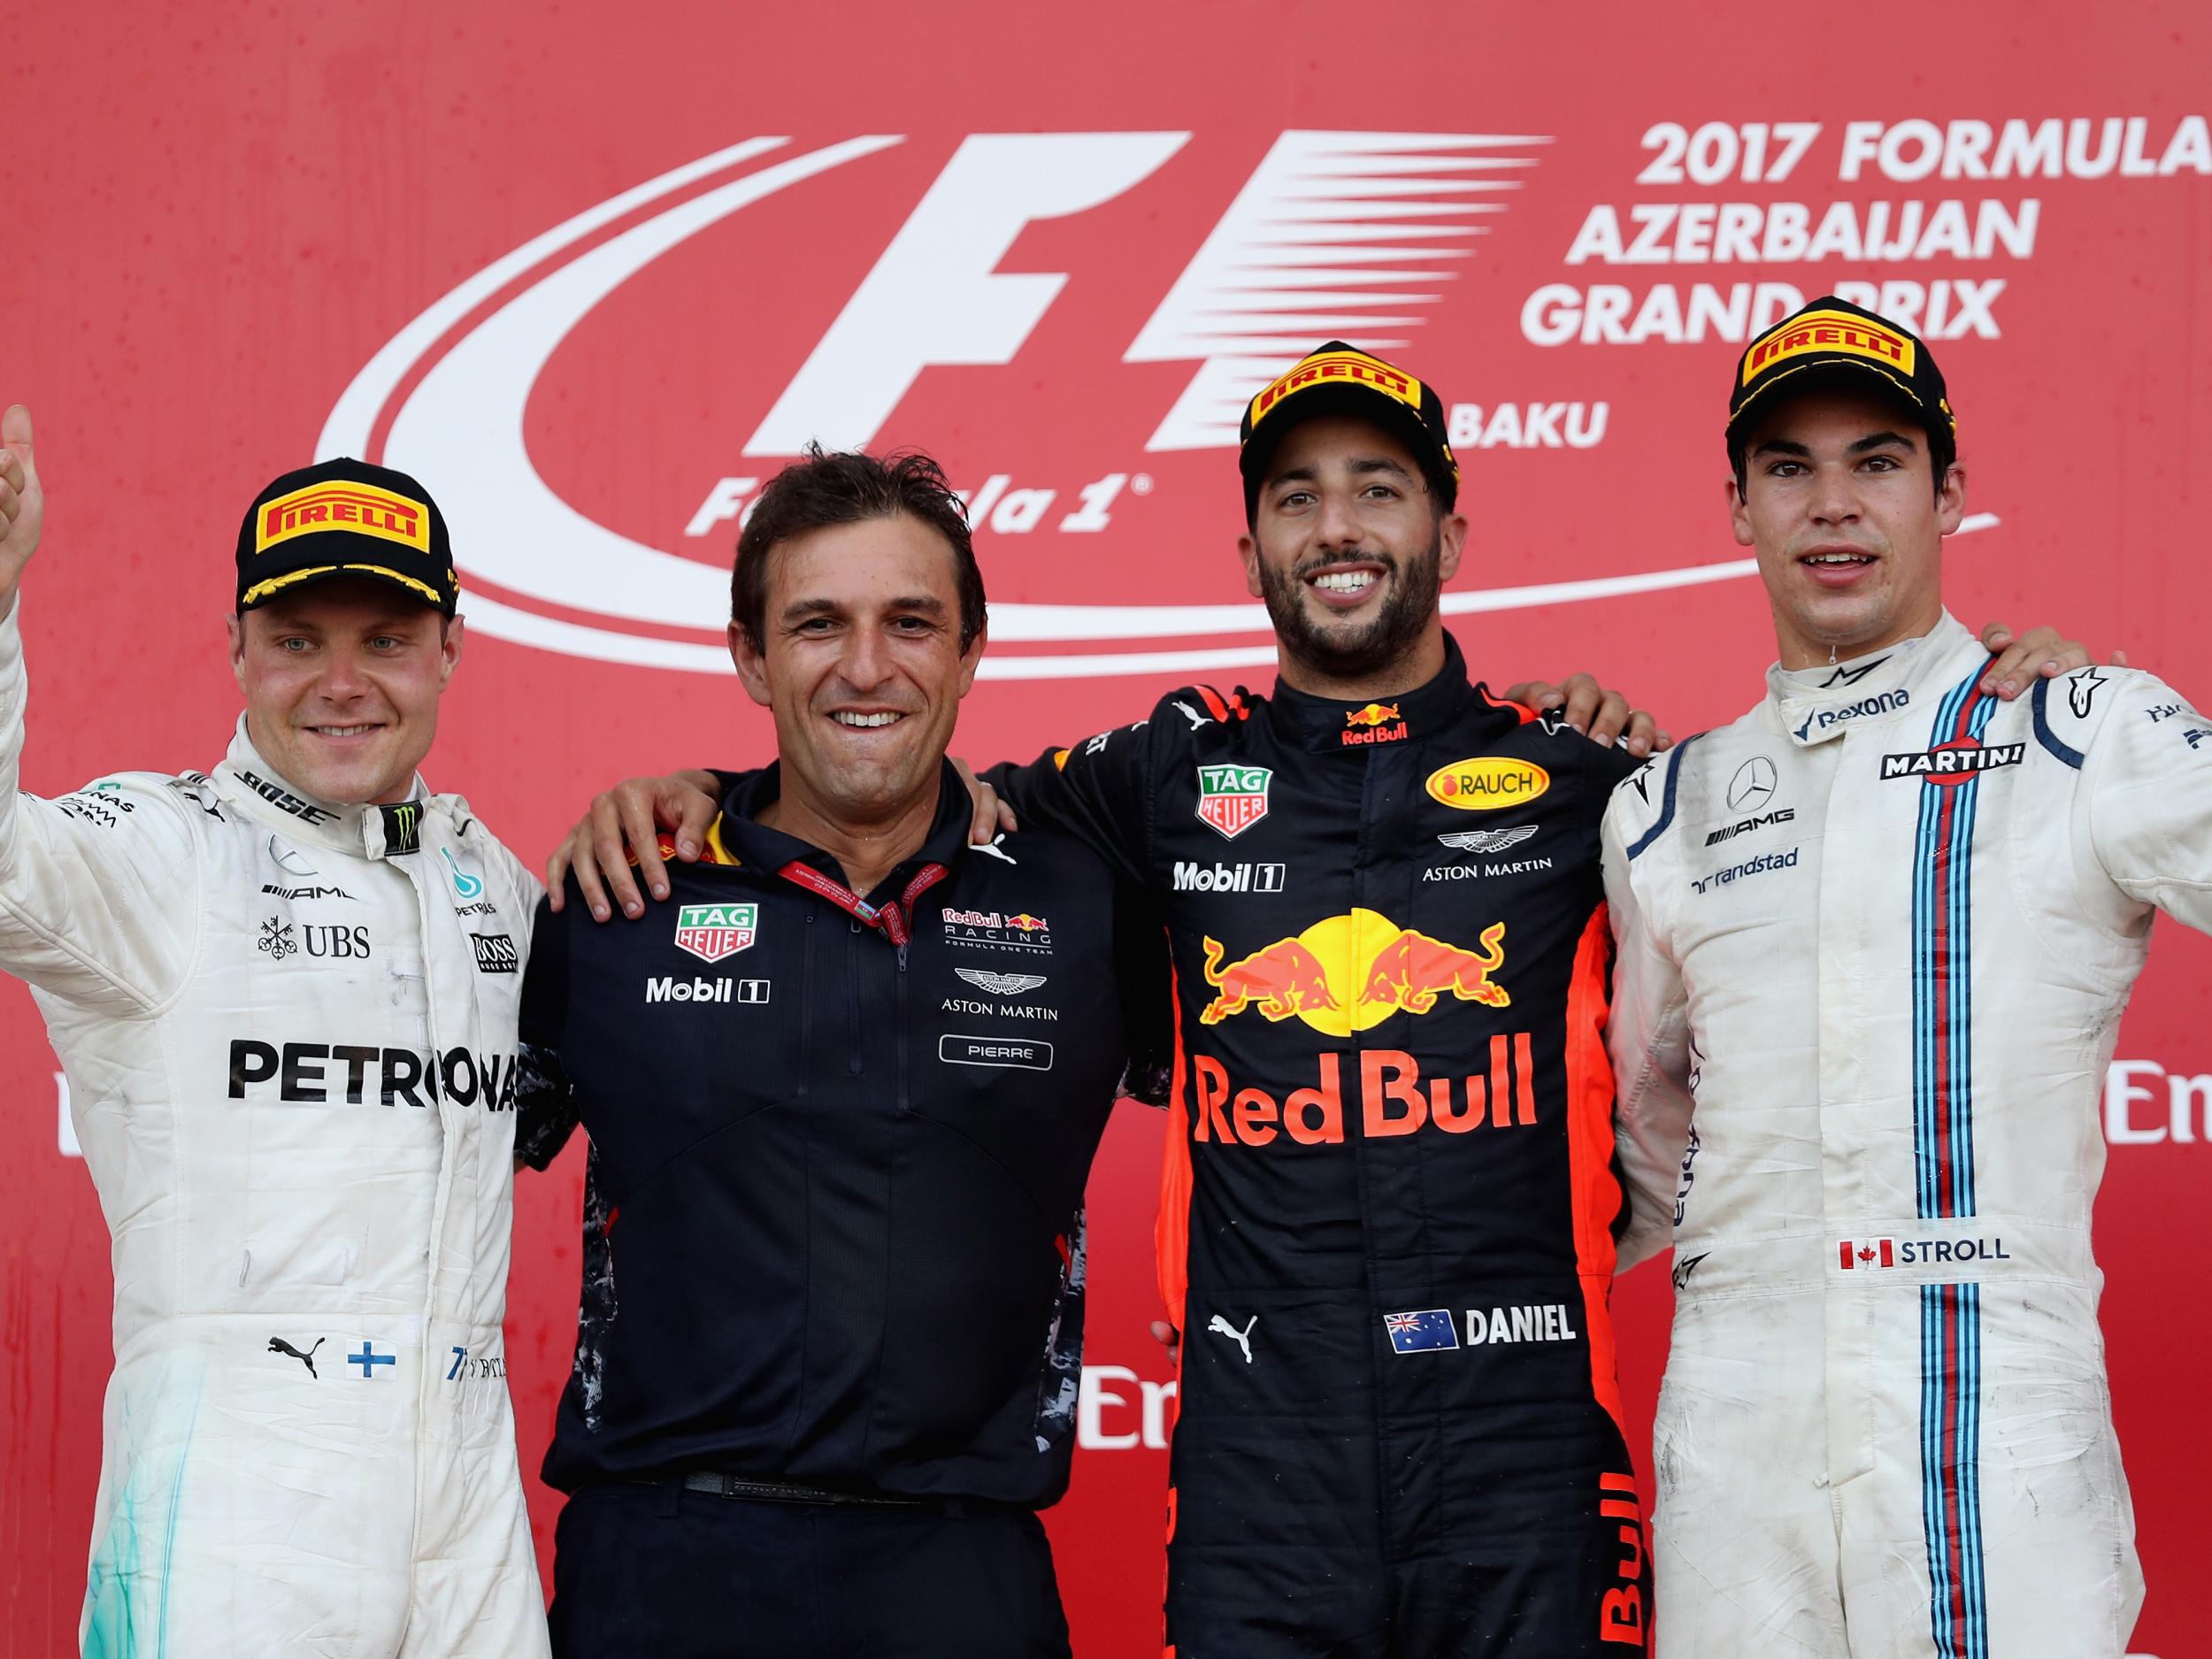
0;406;198;1010
0;405;40;624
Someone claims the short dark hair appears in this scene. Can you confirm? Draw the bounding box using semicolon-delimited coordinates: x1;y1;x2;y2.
731;446;987;652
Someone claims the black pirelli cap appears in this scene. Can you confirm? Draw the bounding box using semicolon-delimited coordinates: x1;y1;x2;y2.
235;457;458;616
1239;341;1459;513
1728;296;1956;457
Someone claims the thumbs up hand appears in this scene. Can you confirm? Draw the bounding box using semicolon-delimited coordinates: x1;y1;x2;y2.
0;405;44;617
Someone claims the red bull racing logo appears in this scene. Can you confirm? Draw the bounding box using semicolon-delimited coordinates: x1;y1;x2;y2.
1198;909;1509;1035
1341;703;1408;746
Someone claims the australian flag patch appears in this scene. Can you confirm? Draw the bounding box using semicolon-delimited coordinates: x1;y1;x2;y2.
1383;1309;1460;1354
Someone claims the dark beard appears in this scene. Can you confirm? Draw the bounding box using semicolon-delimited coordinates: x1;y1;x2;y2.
1255;523;1444;682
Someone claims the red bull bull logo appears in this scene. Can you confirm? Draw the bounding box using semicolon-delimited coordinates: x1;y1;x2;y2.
1340;702;1408;747
1360;922;1509;1012
1198;937;1340;1025
1006;912;1050;932
1197;909;1509;1034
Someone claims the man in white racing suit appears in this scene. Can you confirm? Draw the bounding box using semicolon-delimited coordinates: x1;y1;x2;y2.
1601;299;2208;1657
0;411;550;1657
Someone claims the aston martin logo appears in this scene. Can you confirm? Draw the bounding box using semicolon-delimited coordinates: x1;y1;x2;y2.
1435;825;1540;855
954;969;1048;996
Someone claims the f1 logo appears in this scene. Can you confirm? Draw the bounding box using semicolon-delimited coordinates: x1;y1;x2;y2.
749;134;1190;454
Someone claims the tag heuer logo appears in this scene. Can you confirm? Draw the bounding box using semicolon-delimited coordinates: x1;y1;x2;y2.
1194;764;1271;840
673;902;757;963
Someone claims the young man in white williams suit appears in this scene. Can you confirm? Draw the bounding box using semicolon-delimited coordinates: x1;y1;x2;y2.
1602;299;2206;1658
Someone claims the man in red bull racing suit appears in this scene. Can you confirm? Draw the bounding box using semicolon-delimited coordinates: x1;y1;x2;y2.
975;346;1655;1656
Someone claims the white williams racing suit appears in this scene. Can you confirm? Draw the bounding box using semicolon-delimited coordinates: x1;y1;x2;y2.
1602;613;2212;1659
0;604;549;1658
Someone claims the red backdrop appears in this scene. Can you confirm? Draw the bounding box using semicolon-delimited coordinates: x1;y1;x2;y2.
4;4;2208;1653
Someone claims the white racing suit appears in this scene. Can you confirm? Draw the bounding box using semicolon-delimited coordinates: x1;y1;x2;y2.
0;603;549;1658
1602;612;2212;1658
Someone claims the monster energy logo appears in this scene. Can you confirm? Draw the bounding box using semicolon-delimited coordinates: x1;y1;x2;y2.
380;802;422;855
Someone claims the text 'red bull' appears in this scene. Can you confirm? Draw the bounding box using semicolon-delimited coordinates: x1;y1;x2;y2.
1340;701;1408;747
1598;1473;1647;1646
1187;1038;1537;1147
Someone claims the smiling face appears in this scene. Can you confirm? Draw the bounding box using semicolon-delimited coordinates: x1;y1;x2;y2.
1240;413;1465;693
728;512;982;830
227;574;460;806
1728;384;1966;669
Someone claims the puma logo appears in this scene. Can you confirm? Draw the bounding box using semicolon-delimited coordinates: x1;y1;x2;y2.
268;1337;325;1378
1206;1313;1256;1365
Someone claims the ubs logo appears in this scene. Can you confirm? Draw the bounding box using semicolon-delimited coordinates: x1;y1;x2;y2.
303;925;373;959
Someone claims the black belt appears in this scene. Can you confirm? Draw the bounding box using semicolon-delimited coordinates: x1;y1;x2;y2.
665;1473;933;1508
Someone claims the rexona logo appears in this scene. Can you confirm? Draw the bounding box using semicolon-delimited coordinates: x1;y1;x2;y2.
1425;757;1550;811
1198;908;1508;1035
674;902;757;963
316;129;1788;679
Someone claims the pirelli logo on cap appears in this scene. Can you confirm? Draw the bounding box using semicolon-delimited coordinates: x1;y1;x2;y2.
256;480;431;556
1250;350;1424;427
1741;309;1916;386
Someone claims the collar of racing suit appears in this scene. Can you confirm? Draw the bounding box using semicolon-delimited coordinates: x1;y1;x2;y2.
1764;610;1984;749
1263;632;1524;753
210;715;438;859
712;757;977;901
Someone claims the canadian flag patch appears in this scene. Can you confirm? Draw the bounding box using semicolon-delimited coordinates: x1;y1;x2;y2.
1839;1239;1897;1270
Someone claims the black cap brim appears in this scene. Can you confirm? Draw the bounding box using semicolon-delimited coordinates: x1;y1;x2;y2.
1240;382;1456;510
238;538;457;615
1727;357;1934;435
